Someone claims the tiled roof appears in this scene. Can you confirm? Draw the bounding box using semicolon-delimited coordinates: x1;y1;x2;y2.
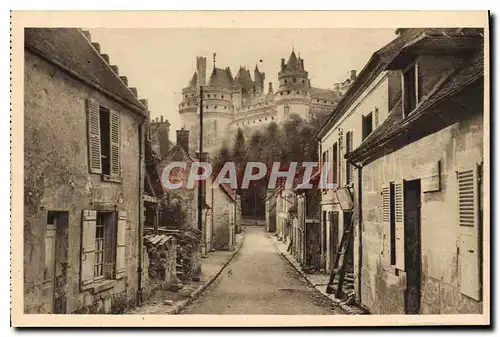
347;51;484;164
209;67;234;89
25;28;146;114
310;87;341;101
235;67;253;90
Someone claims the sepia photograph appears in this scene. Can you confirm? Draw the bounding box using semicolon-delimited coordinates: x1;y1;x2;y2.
10;10;490;327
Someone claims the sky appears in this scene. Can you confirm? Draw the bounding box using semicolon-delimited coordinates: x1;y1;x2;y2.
89;28;397;137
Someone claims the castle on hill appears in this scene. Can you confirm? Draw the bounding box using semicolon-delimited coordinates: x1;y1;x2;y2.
177;50;356;154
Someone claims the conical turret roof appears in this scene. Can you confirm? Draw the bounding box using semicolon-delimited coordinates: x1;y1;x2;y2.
188;72;197;88
286;50;299;70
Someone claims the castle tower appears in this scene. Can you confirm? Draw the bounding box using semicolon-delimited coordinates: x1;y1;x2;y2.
253;64;265;96
275;50;311;123
192;66;235;155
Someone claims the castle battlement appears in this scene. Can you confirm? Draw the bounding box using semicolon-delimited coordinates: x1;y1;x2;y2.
176;50;356;154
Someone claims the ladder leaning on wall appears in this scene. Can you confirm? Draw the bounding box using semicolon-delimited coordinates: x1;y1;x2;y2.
326;213;355;298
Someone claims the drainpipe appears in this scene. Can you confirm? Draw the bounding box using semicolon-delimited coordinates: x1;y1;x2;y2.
137;116;146;305
347;158;363;305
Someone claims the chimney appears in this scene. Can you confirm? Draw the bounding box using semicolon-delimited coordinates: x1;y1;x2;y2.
281;58;285;69
176;129;190;154
160;115;164;123
101;54;110;64
158;118;171;158
350;70;357;81
92;43;101;53
196;57;207;87
334;83;340;91
81;30;91;40
268;82;273;94
196;152;210;163
120;76;128;85
129;87;138;97
111;65;119;75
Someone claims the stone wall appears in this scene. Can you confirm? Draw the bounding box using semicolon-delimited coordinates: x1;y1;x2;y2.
213;187;234;251
143;235;177;294
359;110;484;314
24;51;143;314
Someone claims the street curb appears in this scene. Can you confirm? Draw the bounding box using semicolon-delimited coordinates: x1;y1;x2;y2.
269;234;365;315
171;231;247;314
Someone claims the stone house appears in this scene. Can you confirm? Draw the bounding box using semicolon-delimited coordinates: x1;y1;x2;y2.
313;28;435;275
264;189;277;233
153;127;239;253
212;183;238;251
345;29;485;314
291;170;322;271
24;28;152;313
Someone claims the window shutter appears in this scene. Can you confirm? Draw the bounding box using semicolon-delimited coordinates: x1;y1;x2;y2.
394;181;405;270
81;210;97;288
374;108;380;127
458;165;481;300
381;184;391;263
87;98;102;174
109;110;121;177
115;211;127;279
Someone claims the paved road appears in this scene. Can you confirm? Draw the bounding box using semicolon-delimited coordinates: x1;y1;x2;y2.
182;226;343;315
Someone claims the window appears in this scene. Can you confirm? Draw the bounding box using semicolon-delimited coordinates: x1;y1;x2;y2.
362;113;373;140
457;165;482;300
332;142;338;184
287;90;290;94
81;210;127;289
345;131;353;184
208;94;211;98
374;108;380;127
284;106;290;115
302;80;305;84
221;95;224;99
293;78;297;83
284;79;288;84
94;214;106;278
87;98;121;181
403;63;418;115
389;182;396;265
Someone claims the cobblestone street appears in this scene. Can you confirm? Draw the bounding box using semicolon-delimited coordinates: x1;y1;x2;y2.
181;226;345;315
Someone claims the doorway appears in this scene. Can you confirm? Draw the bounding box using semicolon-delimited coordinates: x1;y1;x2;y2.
329;211;339;271
403;179;422;314
343;211;354;274
42;211;69;314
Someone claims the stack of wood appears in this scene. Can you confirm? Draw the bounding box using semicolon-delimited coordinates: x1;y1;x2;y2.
156;227;202;282
143;234;175;281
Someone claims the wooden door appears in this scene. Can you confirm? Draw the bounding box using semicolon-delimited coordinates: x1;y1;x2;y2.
42;225;57;313
403;179;421;314
329;212;339;271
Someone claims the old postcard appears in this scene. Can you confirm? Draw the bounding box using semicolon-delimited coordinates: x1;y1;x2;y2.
11;11;490;327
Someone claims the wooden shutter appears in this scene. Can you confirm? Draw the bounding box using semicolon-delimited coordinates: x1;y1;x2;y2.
394;181;405;270
115;211;127;279
458;166;481;300
374;108;380;127
87;98;102;174
109;110;121;177
381;184;391;263
81;210;97;288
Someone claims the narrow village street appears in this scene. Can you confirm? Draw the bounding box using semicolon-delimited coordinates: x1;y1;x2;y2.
181;226;344;315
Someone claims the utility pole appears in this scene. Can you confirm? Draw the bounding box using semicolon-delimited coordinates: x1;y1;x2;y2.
198;86;204;232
